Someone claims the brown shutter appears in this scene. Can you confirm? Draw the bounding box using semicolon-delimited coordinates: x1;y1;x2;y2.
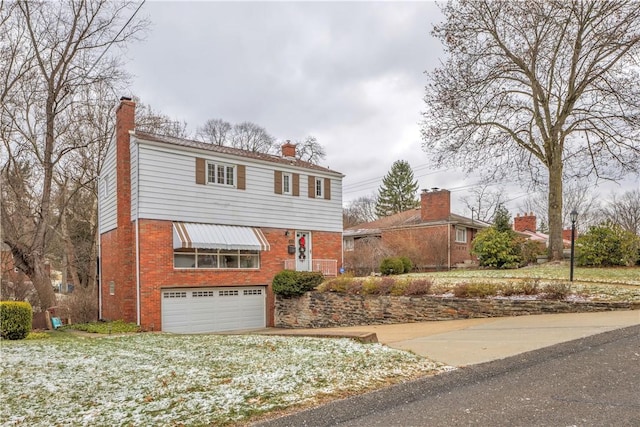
274;170;282;194
324;178;331;200
308;175;315;198
292;173;300;196
237;165;246;190
195;158;206;185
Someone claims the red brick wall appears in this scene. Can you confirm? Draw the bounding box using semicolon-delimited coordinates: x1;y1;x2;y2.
420;189;451;222
100;98;137;323
514;213;536;232
382;224;477;269
136;220;342;331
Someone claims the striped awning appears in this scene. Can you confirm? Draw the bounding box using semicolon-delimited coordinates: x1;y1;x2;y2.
173;223;270;251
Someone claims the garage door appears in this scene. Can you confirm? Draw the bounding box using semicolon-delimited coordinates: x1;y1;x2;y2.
161;286;266;333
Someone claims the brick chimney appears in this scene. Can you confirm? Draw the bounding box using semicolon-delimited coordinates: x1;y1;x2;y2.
116;97;135;229
420;188;451;222
513;212;536;232
281;140;296;158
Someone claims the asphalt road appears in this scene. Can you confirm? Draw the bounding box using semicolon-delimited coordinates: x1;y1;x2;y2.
255;325;640;427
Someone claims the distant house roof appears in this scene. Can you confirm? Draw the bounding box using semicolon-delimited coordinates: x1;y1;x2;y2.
344;208;490;238
133;131;344;177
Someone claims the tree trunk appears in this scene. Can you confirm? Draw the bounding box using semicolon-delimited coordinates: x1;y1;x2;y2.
547;158;564;261
31;255;56;309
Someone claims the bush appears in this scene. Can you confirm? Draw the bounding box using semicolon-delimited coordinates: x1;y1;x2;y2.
379;257;405;275
453;282;498;298
404;279;433;296
576;223;640;267
542;283;572;300
399;256;413;273
272;270;324;297
0;301;32;340
520;240;546;266
472;227;522;269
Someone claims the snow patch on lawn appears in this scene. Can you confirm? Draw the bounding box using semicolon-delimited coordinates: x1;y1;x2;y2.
0;334;450;426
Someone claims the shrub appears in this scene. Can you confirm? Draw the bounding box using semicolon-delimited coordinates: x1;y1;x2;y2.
576;223;640;267
500;283;519;297
390;280;408;296
404;279;433;296
345;280;364;295
520;240;546;266
322;275;351;293
0;301;32;340
379;257;405;275
522;278;541;295
543;283;572;300
399;256;413;273
272;270;324;297
472;227;522;269
453;282;498;298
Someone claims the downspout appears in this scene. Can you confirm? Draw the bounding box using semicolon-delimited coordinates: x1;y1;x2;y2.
447;223;451;271
136;219;140;326
97;200;102;319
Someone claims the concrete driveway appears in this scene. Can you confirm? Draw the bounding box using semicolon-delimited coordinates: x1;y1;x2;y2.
266;310;640;366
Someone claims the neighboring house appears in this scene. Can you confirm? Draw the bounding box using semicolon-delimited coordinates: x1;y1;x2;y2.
98;97;343;333
513;212;572;248
343;188;489;272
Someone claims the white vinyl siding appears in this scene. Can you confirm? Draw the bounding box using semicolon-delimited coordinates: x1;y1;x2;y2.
98;138;117;233
130;142;139;221
132;138;343;232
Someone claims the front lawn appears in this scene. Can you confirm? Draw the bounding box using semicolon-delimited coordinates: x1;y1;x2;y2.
0;333;450;426
411;264;640;285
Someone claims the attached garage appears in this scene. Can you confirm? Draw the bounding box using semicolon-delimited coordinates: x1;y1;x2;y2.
161;286;266;333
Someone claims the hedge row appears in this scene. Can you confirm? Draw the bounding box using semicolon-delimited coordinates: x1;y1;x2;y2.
0;301;32;340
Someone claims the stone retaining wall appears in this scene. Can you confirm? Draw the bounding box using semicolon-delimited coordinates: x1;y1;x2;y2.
275;292;639;328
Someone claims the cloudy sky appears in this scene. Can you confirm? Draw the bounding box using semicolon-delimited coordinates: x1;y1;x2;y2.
123;1;637;217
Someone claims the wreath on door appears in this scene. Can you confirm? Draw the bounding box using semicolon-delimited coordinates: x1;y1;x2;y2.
298;235;306;261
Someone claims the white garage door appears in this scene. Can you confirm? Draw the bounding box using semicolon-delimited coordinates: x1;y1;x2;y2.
161;286;266;333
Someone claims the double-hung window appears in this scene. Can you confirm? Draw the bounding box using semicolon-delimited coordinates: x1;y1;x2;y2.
207;162;236;187
455;226;467;243
283;173;292;195
315;177;324;198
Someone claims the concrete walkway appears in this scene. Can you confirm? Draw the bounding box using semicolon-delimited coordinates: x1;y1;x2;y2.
265;310;640;367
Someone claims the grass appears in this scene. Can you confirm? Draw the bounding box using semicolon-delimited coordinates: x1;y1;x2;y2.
407;264;640;285
0;332;451;426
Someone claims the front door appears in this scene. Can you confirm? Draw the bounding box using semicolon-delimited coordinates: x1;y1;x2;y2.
295;231;311;271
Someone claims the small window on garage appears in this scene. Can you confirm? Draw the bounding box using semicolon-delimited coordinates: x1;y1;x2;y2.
109;281;115;295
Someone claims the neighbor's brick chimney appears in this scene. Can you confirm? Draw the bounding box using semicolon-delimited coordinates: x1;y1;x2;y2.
514;212;536;232
421;188;451;222
281;140;296;158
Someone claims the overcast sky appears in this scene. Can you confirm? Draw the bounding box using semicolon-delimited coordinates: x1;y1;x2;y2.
124;1;638;217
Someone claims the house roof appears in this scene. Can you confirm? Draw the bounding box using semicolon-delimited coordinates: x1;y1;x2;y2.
133;131;344;176
344;208;490;237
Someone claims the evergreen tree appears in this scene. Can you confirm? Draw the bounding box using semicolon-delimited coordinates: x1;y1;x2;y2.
375;160;420;217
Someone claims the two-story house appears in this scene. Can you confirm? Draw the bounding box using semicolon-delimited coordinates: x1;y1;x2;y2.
98;97;343;333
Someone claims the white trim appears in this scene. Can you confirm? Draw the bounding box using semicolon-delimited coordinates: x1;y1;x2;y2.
282;172;292;195
455;226;467;243
136;219;140;326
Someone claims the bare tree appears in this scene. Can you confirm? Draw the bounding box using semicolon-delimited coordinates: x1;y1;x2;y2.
601;190;640;235
460;185;507;222
343;194;379;227
134;100;190;138
0;0;147;310
423;1;640;260
295;136;326;165
517;181;601;233
230;122;276;153
196;118;232;145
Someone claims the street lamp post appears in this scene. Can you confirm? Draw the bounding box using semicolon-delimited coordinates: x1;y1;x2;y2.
570;209;578;282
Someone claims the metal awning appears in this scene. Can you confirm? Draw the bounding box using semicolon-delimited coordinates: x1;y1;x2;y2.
173;223;270;251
